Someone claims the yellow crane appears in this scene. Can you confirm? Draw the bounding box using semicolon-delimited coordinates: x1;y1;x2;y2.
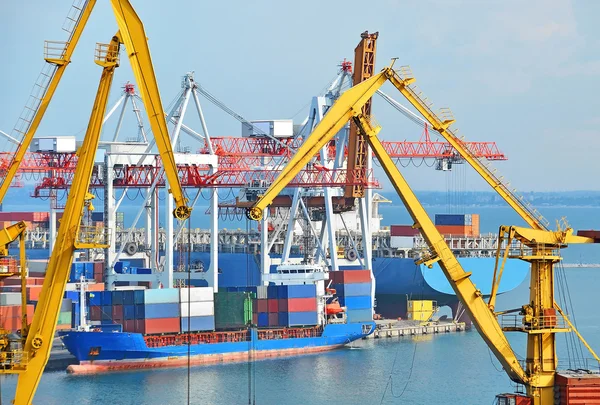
247;63;599;405
1;1;192;404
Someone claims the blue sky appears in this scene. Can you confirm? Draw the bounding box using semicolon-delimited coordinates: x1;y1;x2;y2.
1;0;599;193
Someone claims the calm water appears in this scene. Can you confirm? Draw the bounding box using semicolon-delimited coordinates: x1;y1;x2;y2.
1;206;599;404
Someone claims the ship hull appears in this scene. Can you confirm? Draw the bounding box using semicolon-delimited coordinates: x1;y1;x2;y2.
61;323;374;374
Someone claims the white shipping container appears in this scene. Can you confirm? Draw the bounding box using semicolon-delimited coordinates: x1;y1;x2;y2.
180;301;214;317
241;120;294;138
257;286;268;299
179;287;214;303
390;236;414;249
30;136;77;153
0;292;22;306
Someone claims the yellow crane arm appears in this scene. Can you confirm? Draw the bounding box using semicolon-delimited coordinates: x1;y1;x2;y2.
13;35;120;405
247;70;390;221
109;0;190;219
0;222;27;256
385;69;548;231
0;0;97;204
248;65;528;384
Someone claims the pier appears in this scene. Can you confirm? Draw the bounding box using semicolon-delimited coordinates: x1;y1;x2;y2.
367;320;467;339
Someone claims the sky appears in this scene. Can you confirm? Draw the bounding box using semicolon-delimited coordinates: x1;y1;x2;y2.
1;0;599;193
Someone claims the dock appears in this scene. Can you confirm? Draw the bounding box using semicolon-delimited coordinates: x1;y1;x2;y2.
366;319;467;339
45;339;77;372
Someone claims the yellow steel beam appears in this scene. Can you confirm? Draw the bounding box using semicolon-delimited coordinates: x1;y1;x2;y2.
0;221;27;257
13;35;120;405
109;0;190;219
357;114;528;384
385;69;549;231
247;70;390;221
509;225;595;246
0;1;97;204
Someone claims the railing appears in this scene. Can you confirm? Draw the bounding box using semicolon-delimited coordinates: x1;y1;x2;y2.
500;312;569;331
44;41;69;62
144;330;250;347
0;257;19;275
257;326;324;340
94;42;120;65
0;349;29;372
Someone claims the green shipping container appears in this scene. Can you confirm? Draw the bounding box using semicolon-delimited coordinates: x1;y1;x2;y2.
57;312;72;325
214;292;253;330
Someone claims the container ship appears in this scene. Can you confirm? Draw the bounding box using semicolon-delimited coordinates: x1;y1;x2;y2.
52;269;376;373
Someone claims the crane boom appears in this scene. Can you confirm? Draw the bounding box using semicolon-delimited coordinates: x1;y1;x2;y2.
386;69;549;230
13;34;120;405
0;0;97;204
109;0;190;219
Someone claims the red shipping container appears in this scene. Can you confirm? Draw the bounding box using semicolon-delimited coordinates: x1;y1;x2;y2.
268;313;278;326
554;372;600;404
436;225;475;237
29;277;45;286
390;225;419;237
135;319;145;334
27;285;43;302
252;313;258;325
2;277;22;286
287;298;317;312
267;299;278;313
144;318;180;334
112;305;123;320
90;306;102;321
330;270;371;284
278;298;288;312
112;317;123;326
94;273;103;283
123;320;136;332
93;261;103;274
256;299;268;313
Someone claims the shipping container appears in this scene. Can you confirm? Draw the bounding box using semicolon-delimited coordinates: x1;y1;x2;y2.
100;291;112;306
268;313;278;326
60;298;72;313
30;136;76;153
332;283;371;297
329;270;372;284
134;304;145;319
287;297;317;312
144;303;180;319
256;299;268;313
111;305;123;320
143;317;180;334
267;299;278;313
0;292;21;306
345;308;373;323
278;298;288;312
256;286;268;299
280;311;318;327
267;286;278;299
112;290;124;305
144;288;179;304
257;313;269;327
435;224;476;237
181;316;215;332
123;319;136;333
390;236;414;249
434;214;472;226
101;306;112;321
214;292;252;330
390;225;419;237
57;312;71;325
178;287;213;303
123;305;135;320
123;290;135;306
339;295;372;310
277;284;316;299
26;285;42;302
89;306;101;321
180;301;214;317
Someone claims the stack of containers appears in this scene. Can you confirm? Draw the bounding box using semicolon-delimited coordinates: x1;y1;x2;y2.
390;225;420;249
138;289;180;334
69;262;95;282
277;285;318;327
434;214;480;237
179;287;214;332
56;298;72;330
93;261;103;283
330;270;373;323
0;292;34;332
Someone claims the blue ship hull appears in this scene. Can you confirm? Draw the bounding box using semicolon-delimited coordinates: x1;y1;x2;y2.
204;253;528;318
60;323;375;374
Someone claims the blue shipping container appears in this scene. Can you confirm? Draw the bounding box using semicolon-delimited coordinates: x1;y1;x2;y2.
144;288;179;304
101;306;112;321
346;308;373;323
267;286;278;299
101;291;112;306
136;268;152;275
339;295;372;310
64;290;79;303
278;284;316;299
112;291;124;305
91;212;103;222
134;290;145;305
134;304;145;319
123;290;135;306
87;292;102;306
144;303;179;319
123;305;135;320
257;312;269;327
286;311;318;326
181;316;215;332
434;214;471;226
332;283;371;297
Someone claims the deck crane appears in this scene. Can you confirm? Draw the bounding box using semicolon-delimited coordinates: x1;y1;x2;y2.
247;64;600;405
1;1;192;403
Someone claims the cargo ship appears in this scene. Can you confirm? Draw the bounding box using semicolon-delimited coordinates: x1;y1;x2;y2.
58;271;376;373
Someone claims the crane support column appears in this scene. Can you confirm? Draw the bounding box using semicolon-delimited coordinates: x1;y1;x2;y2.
14;36;120;405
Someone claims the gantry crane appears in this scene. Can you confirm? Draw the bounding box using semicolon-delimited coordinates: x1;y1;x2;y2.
2;1;192;403
247;64;599;404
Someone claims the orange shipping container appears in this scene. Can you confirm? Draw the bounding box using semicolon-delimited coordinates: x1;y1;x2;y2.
471;214;480;236
87;282;105;292
436;225;477;237
27;285;43;302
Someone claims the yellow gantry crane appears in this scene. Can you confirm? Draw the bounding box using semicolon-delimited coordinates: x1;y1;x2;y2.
247;64;599;405
2;2;192;404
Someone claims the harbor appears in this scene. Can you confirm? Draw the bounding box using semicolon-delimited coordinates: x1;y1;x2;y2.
0;1;599;404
